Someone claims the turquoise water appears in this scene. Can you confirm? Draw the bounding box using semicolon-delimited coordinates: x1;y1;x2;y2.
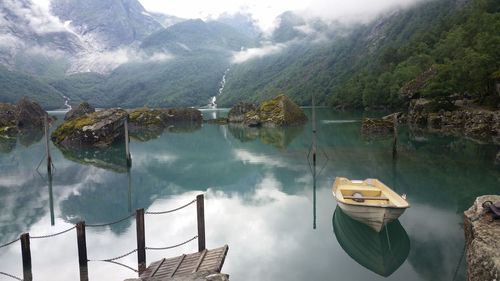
0;108;498;281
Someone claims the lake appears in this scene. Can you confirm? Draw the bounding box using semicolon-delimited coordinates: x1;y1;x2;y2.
0;108;498;281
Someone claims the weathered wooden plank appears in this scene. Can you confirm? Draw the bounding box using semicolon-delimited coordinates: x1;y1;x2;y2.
140;245;228;281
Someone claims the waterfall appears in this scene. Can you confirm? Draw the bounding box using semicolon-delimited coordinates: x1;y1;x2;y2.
63;95;72;111
208;67;230;108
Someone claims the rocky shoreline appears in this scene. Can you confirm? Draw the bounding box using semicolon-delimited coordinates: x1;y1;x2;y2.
464;195;500;281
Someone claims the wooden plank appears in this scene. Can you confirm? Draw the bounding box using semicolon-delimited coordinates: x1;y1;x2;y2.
142;245;229;280
343;196;389;200
170;254;186;277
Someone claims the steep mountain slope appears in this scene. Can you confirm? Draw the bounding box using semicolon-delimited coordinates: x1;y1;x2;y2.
0;65;64;109
51;0;163;49
219;0;499;109
49;19;256;108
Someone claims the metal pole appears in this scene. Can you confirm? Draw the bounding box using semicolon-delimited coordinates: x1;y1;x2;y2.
20;233;32;281
48;172;55;226
44;115;52;174
76;222;88;281
392;114;398;159
125;118;131;167
136;208;146;275
196;194;206;252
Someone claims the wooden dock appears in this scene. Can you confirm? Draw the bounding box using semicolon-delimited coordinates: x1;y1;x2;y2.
138;245;228;281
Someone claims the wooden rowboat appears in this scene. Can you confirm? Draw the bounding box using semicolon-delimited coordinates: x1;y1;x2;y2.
332;177;410;232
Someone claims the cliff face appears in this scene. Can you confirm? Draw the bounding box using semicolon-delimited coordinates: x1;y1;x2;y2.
464;195;500;281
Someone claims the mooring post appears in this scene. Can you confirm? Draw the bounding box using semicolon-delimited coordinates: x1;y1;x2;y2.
76;222;88;281
392;114;398;159
136;208;146;275
124;117;131;167
20;233;32;281
196;194;206;252
44;115;52;174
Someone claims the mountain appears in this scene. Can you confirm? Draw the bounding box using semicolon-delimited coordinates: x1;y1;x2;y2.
219;0;500;109
50;0;163;49
215;12;261;39
48;19;256;108
0;65;64;109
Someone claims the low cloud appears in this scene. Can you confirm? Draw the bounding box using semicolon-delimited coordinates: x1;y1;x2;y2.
69;48;174;74
4;0;68;34
231;43;287;64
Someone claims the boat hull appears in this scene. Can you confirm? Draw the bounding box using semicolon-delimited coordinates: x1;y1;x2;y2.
337;201;406;232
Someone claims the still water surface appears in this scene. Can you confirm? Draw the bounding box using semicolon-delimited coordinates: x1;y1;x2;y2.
0;108;498;281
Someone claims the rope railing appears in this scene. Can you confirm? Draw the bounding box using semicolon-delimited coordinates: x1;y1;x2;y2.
86;213;135;228
88;248;138;263
145;198;197;215
146;235;198;251
0;194;205;281
0;237;20;249
31;225;76;239
0;271;23;281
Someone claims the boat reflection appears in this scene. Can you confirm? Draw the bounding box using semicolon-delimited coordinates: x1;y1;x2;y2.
332;206;410;277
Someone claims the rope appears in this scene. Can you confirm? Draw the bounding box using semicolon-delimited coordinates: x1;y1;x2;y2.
88;260;138;273
31;226;76;239
89;248;138;262
0;271;23;281
451;244;466;281
86;213;135;228
0;238;20;249
146;235;198;251
145;199;197;215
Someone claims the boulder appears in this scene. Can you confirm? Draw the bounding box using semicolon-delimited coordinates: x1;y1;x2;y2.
361;118;394;135
464;195;500;281
15;97;47;129
65;102;95;121
240;95;307;127
228;102;257;123
464;110;494;139
205;118;228;125
52;108;128;148
129;108;202;128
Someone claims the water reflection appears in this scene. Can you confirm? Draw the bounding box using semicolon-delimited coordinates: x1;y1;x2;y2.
332;206;410;277
0;109;498;281
57;145;129;173
228;124;304;150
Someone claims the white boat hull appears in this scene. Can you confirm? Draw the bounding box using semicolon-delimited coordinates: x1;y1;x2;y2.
337;201;407;232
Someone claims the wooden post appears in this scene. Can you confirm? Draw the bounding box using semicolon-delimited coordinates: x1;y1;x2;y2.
136;208;146;275
76;222;88;281
20;233;32;281
196;194;206;252
124;117;131;167
44;115;52;174
392;114;398;159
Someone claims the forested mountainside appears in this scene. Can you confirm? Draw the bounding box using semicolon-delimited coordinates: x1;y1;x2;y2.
0;0;497;109
219;0;500;110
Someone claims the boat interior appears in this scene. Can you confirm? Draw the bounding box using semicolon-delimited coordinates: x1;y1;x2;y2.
334;178;409;208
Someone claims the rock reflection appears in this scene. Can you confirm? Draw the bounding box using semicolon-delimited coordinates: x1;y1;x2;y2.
228;124;304;149
332;206;410;277
57;145;129;173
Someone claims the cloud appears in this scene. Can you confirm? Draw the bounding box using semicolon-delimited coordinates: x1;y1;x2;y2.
231;43;287;64
69;48;174;74
3;0;68;34
0;34;25;49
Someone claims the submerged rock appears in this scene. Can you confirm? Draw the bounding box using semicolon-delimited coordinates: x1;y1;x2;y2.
464;195;500;281
361;118;394;135
228;102;257;123
52;108;128;148
65;102;95;121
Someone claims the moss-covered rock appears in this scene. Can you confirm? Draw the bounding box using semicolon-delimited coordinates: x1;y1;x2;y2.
361;118;395;135
65;102;95;121
16;97;48;129
258;94;307;127
52;108;128;148
228;102;257;123
236;95;307;127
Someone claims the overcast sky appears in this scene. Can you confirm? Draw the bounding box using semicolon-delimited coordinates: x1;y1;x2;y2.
138;0;426;32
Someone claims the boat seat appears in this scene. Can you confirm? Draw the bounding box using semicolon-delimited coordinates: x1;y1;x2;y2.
340;185;382;197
